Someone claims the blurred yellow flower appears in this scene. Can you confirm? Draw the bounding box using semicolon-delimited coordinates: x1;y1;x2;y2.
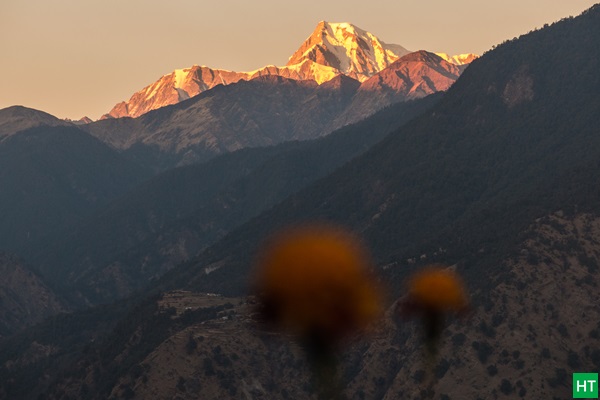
407;266;468;312
397;264;470;357
254;224;381;345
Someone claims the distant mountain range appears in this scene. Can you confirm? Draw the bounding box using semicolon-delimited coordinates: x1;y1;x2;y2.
33;94;441;305
1;23;475;172
103;21;476;119
164;6;600;297
82;51;463;169
1;6;598;399
0;21;473;271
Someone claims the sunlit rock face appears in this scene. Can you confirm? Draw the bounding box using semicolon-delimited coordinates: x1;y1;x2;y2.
103;66;250;119
335;51;462;127
359;51;462;97
435;52;479;65
286;21;411;81
103;21;477;119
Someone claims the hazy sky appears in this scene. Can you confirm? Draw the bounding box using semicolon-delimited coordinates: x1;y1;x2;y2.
1;0;596;120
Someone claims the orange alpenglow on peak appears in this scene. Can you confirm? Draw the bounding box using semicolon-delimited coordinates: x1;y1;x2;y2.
286;21;411;80
103;21;478;119
435;52;479;65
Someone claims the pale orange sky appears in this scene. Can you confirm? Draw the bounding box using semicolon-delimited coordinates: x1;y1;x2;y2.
0;0;596;120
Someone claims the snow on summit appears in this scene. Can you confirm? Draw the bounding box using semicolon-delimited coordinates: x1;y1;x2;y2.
435;52;479;65
286;21;412;81
325;22;410;73
104;21;477;119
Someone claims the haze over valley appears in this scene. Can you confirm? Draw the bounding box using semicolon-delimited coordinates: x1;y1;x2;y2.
1;4;599;399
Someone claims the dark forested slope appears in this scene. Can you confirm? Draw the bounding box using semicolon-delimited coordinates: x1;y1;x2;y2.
0;125;151;255
162;5;600;296
36;95;440;304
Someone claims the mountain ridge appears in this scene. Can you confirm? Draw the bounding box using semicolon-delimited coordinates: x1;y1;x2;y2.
0;106;72;140
286;21;411;79
153;2;600;299
103;21;476;119
33;95;441;305
0;125;151;255
1;6;599;399
83;52;461;169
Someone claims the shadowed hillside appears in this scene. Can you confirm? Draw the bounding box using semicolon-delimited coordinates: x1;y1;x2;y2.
34;95;441;305
1;5;599;399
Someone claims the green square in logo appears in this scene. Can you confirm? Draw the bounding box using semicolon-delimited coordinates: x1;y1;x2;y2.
573;373;599;398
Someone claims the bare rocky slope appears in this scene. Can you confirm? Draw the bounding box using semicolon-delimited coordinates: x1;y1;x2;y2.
6;212;598;399
1;6;598;399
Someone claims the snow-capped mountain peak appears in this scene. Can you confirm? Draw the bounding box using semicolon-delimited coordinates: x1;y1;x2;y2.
102;22;476;119
435;52;479;65
287;21;411;81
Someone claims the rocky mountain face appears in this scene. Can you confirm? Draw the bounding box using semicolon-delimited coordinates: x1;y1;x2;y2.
138;17;600;400
2;6;598;399
286;21;411;80
84;51;460;170
5;211;598;399
0;253;65;338
105;61;344;119
435;52;479;66
103;21;475;119
337;51;462;127
341;211;599;400
162;3;600;298
361;51;462;95
88;76;352;169
106;66;249;119
63;116;93;125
